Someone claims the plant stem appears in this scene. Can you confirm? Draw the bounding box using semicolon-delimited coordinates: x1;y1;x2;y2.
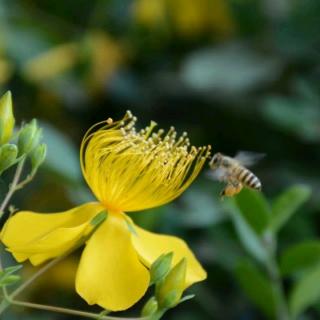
11;255;64;300
267;256;290;320
8;300;148;320
149;310;165;320
0;255;63;314
0;158;25;218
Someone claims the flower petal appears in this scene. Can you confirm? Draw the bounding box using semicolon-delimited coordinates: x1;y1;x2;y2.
76;212;149;311
131;224;207;287
1;202;104;265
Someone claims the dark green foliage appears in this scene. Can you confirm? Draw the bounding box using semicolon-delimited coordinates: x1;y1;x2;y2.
0;0;319;319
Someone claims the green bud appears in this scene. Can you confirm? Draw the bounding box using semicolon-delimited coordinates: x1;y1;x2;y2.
150;252;173;285
0;91;15;144
141;296;158;317
30;143;47;173
156;258;187;309
0;143;18;174
18;119;42;155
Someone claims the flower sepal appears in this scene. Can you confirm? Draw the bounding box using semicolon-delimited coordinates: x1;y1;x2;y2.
155;257;187;309
0;143;18;174
18;119;42;156
0;91;15;145
150;252;173;285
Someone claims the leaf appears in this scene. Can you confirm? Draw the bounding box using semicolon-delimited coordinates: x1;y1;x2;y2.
178;294;195;305
235;259;276;318
0;274;20;286
181;43;282;95
270;185;311;232
262;97;320;142
289;264;320;318
234;188;270;235
228;201;269;264
280;241;320;276
2;264;22;275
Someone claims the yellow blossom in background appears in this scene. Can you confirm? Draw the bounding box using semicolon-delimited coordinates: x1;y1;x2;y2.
134;0;234;37
0;58;13;85
22;43;78;82
169;0;235;37
1;112;211;311
83;31;124;92
133;0;167;27
22;31;124;93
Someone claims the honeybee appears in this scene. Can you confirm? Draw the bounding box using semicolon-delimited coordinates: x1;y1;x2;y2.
208;151;264;197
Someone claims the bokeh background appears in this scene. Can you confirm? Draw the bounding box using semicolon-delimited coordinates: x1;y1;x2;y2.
1;0;320;319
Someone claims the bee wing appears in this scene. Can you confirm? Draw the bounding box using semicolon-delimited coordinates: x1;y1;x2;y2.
206;167;228;182
234;151;265;167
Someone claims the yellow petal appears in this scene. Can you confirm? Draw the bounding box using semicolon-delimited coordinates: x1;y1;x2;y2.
1;202;104;265
131;224;207;287
76;212;150;311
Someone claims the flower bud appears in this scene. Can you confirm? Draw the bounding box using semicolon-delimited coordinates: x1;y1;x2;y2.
0;91;15;144
30;143;47;173
18;119;42;155
0;144;18;174
150;252;173;285
156;258;187;309
141;296;158;317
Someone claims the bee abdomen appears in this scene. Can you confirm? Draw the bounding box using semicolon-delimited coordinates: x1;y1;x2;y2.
240;169;262;190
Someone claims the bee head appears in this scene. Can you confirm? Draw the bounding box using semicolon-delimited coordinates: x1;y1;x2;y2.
210;152;223;168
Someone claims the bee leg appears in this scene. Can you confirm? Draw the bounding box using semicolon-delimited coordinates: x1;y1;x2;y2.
219;187;226;200
230;180;240;187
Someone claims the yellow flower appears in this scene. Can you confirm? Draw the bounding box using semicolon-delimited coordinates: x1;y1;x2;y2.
1;111;210;311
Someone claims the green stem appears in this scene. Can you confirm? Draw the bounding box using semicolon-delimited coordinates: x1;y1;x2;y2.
10;255;64;300
7;300;148;320
0;255;62;314
0;158;25;218
149;310;165;320
266;246;290;320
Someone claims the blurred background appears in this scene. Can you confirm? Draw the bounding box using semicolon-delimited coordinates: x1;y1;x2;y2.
0;0;319;319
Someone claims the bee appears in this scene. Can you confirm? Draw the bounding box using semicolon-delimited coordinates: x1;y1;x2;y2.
208;151;264;197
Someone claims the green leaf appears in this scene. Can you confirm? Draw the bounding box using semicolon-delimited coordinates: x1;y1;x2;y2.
235;259;276;318
3;264;23;275
181;43;282;95
178;294;195;305
0;264;22;287
0;274;20;286
234;188;270;235
280;241;320;276
270;185;311;232
228;201;269;264
289;264;320;318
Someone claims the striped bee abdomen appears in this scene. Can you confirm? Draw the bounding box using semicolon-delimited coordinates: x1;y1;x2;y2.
239;168;262;190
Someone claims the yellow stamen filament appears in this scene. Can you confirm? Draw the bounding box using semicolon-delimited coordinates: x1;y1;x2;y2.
80;111;211;212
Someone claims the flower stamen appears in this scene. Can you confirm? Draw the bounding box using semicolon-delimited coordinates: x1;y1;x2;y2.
80;111;211;212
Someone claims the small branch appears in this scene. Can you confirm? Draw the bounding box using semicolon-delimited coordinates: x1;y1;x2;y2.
0;158;26;217
266;258;290;320
9;255;64;300
9;300;149;320
0;255;64;315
